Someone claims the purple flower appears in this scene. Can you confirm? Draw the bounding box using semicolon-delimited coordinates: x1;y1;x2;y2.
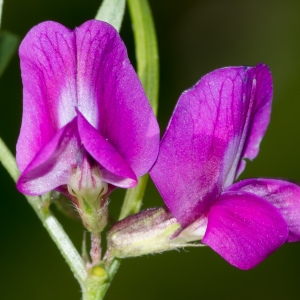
16;20;159;230
150;64;300;269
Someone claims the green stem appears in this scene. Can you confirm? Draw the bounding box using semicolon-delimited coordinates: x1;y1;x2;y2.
119;174;149;220
82;274;106;300
98;259;121;299
0;138;87;286
90;232;102;265
0;138;19;182
82;259;116;300
41;207;87;285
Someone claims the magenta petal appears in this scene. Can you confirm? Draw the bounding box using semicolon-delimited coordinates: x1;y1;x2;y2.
235;64;272;177
77;111;137;188
17;21;77;172
228;178;300;242
75;20;159;177
202;191;288;270
17;118;80;195
150;65;272;227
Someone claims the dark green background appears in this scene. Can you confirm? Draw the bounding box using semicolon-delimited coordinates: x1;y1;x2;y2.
1;0;300;299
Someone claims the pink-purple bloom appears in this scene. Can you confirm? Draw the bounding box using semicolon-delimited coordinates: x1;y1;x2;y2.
150;64;300;269
16;20;159;205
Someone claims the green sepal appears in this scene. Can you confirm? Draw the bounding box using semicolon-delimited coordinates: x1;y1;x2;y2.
106;207;182;261
51;191;80;221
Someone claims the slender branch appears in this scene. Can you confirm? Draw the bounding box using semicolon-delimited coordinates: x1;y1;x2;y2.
0;138;19;182
0;138;87;285
43;208;88;284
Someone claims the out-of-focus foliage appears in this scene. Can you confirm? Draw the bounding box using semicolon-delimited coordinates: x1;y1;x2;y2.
0;31;19;77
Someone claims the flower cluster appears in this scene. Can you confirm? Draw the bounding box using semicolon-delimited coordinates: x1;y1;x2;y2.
17;20;300;269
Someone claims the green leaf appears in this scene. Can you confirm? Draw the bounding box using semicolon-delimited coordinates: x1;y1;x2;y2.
95;0;126;32
127;0;159;115
0;31;19;77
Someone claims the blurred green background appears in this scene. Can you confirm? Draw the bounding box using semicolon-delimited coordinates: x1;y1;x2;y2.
1;0;300;299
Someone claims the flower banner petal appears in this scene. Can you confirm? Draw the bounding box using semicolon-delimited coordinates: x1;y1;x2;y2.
150;65;271;227
228;178;300;242
75;20;159;178
17;118;80;195
235;64;272;177
202;191;288;270
17;21;77;172
77;111;137;188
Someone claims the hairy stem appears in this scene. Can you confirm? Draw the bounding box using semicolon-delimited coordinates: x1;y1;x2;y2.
90;232;101;265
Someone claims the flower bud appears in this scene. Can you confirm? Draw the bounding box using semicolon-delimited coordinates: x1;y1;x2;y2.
106;207;190;261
